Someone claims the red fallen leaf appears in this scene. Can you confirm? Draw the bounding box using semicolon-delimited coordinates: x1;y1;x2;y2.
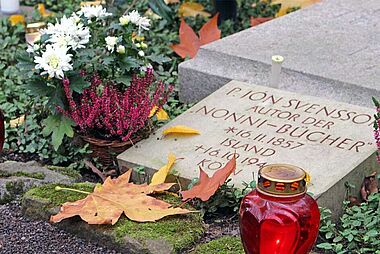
250;17;273;27
0;110;4;153
181;156;236;202
171;14;221;59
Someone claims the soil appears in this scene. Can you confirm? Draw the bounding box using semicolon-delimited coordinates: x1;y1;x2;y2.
0;199;121;254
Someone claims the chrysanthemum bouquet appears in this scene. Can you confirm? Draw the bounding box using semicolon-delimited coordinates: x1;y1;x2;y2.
18;5;172;150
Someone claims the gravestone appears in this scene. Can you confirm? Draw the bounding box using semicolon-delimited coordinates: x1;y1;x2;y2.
179;0;380;108
118;80;378;214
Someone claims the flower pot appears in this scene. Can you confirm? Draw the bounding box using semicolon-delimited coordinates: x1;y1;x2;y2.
80;135;142;172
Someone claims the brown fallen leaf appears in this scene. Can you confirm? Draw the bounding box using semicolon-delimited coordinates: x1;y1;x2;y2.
181;156;236;201
50;170;192;224
360;172;379;201
178;2;211;18
162;125;200;136
250;17;273;27
171;14;220;59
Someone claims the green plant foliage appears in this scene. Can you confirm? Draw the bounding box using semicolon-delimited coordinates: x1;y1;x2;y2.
317;193;380;254
191;178;256;217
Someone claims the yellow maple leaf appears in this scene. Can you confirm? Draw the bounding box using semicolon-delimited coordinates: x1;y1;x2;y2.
305;171;311;184
150;153;176;185
50;170;193;224
38;4;52;17
149;106;169;121
272;0;320;17
162;125;200;136
9;115;25;128
9;15;25;26
178;2;211;18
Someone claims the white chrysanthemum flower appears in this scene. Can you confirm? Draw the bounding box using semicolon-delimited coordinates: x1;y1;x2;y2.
138;17;151;31
42;15;91;51
34;44;73;79
126;10;141;24
138;50;145;57
119;16;130;26
116;45;125;54
78;5;112;20
105;36;118;52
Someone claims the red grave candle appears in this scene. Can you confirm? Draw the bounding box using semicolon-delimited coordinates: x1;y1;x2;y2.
239;164;320;254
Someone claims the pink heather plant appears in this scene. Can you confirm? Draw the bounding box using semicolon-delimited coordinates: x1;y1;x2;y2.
59;69;172;141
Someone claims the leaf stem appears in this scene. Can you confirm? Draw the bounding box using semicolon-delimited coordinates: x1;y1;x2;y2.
55;186;91;195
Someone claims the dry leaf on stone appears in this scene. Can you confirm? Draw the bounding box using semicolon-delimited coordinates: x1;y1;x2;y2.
171;14;220;59
178;2;211;18
162;125;200;136
150;153;176;185
250;17;273;27
149;106;169;120
181;156;236;201
272;0;320;17
50;170;192;224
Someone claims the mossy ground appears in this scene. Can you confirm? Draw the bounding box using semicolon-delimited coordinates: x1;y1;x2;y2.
24;182;95;209
0;170;45;180
46;165;82;180
24;184;204;253
190;236;244;254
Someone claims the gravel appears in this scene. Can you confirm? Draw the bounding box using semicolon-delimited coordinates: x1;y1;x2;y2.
0;199;121;254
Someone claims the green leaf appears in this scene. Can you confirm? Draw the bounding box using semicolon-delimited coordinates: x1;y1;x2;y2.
146;54;171;64
317;243;333;250
149;0;173;22
42;114;75;150
373;97;380;107
24;78;56;97
68;73;90;94
115;75;131;85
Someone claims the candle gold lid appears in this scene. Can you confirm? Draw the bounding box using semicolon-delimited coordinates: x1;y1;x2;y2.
257;164;307;197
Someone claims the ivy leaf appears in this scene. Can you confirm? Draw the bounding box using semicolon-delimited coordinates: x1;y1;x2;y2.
146;54;171;64
42;114;75;150
316;243;333;250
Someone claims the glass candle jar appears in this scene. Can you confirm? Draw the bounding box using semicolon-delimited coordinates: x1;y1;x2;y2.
239;164;320;254
1;0;20;14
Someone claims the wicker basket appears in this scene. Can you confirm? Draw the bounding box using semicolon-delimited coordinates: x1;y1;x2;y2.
80;135;141;170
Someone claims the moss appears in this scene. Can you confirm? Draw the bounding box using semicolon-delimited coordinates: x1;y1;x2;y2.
47;165;82;180
5;181;24;194
0;170;45;180
24;182;95;208
191;236;245;254
113;194;204;252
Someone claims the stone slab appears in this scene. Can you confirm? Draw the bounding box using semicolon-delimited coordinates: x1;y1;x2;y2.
179;0;380;108
118;80;379;213
0;161;77;203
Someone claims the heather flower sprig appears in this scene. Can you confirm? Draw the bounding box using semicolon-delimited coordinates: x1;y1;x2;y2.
59;70;173;141
372;97;380;162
